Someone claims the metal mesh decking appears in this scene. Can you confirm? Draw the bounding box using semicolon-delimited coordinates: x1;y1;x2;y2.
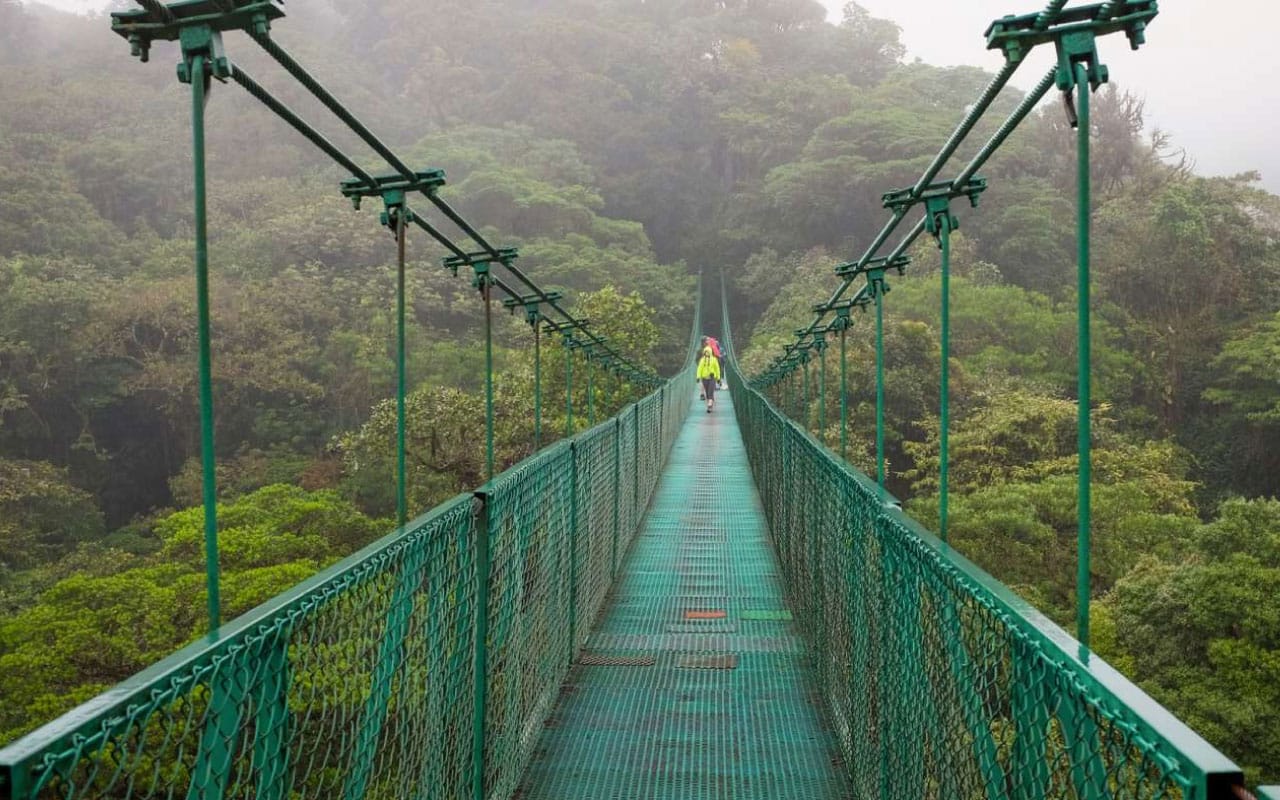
515;389;850;799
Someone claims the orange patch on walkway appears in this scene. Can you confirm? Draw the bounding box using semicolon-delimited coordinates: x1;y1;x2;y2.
684;609;727;620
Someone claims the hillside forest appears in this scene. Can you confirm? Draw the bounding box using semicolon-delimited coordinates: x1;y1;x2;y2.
1;0;1278;783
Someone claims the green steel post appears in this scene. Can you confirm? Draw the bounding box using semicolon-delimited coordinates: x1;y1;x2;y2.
568;441;579;658
939;216;951;544
343;541;426;800
586;352;595;428
564;336;574;438
1075;61;1093;653
660;386;670;458
187;660;248;800
801;358;809;431
612;417;621;577
840;327;848;460
191;52;220;633
470;493;491;800
818;338;827;446
632;404;640;522
483;275;494;482
1012;646;1051;797
396;207;408;529
534;323;542;450
251;632;292;800
874;279;886;489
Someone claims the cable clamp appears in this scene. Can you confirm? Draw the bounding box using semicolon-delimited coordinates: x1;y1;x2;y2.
442;247;519;278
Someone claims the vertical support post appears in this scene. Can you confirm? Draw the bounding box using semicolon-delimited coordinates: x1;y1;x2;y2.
817;335;827;446
567;441;579;660
251;631;292;800
801;357;810;431
564;335;574;438
586;351;595;428
190;51;220;633
632;404;640;521
840;325;848;460
939;216;952;544
534;322;542;451
874;276;886;489
1074;61;1092;653
612;416;621;576
658;385;665;457
343;540;426;800
395;205;408;529
482;272;495;482
187;659;248;800
469;493;491;800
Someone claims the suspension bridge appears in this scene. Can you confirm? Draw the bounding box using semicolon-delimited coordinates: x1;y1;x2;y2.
1;0;1275;798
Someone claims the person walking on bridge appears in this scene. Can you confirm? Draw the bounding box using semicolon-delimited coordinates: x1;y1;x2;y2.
697;343;721;413
706;336;723;388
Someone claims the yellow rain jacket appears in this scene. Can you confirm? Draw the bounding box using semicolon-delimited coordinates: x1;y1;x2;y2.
696;347;721;381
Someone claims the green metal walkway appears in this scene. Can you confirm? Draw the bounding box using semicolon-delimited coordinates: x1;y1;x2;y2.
516;388;850;799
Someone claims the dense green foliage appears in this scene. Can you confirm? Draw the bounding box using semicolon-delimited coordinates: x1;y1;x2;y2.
1;0;1277;783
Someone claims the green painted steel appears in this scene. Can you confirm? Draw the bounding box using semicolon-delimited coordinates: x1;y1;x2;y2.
839;325;847;459
816;332;827;446
873;275;885;488
514;387;849;799
534;323;542;449
395;205;408;530
481;268;495;482
939;216;951;542
187;46;220;634
722;302;1247;799
1073;60;1093;653
564;334;574;438
586;352;595;427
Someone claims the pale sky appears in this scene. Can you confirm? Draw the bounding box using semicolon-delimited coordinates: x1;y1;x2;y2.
25;0;1280;192
819;0;1280;193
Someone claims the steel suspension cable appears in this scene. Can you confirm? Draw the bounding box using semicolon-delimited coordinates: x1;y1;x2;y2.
249;31;415;181
952;68;1056;187
230;67;376;185
244;37;654;385
770;0;1078;362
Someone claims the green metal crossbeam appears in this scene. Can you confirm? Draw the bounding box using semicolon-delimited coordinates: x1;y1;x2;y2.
833;254;910;280
110;0;282;61
442;248;520;276
340;169;447;208
502;291;564;325
986;1;1157;73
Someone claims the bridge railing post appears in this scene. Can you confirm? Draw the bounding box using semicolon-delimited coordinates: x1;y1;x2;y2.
469;491;492;800
568;441;579;660
612;418;621;578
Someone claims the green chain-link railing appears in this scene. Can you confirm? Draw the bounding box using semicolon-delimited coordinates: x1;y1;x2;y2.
0;295;700;800
723;295;1254;799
